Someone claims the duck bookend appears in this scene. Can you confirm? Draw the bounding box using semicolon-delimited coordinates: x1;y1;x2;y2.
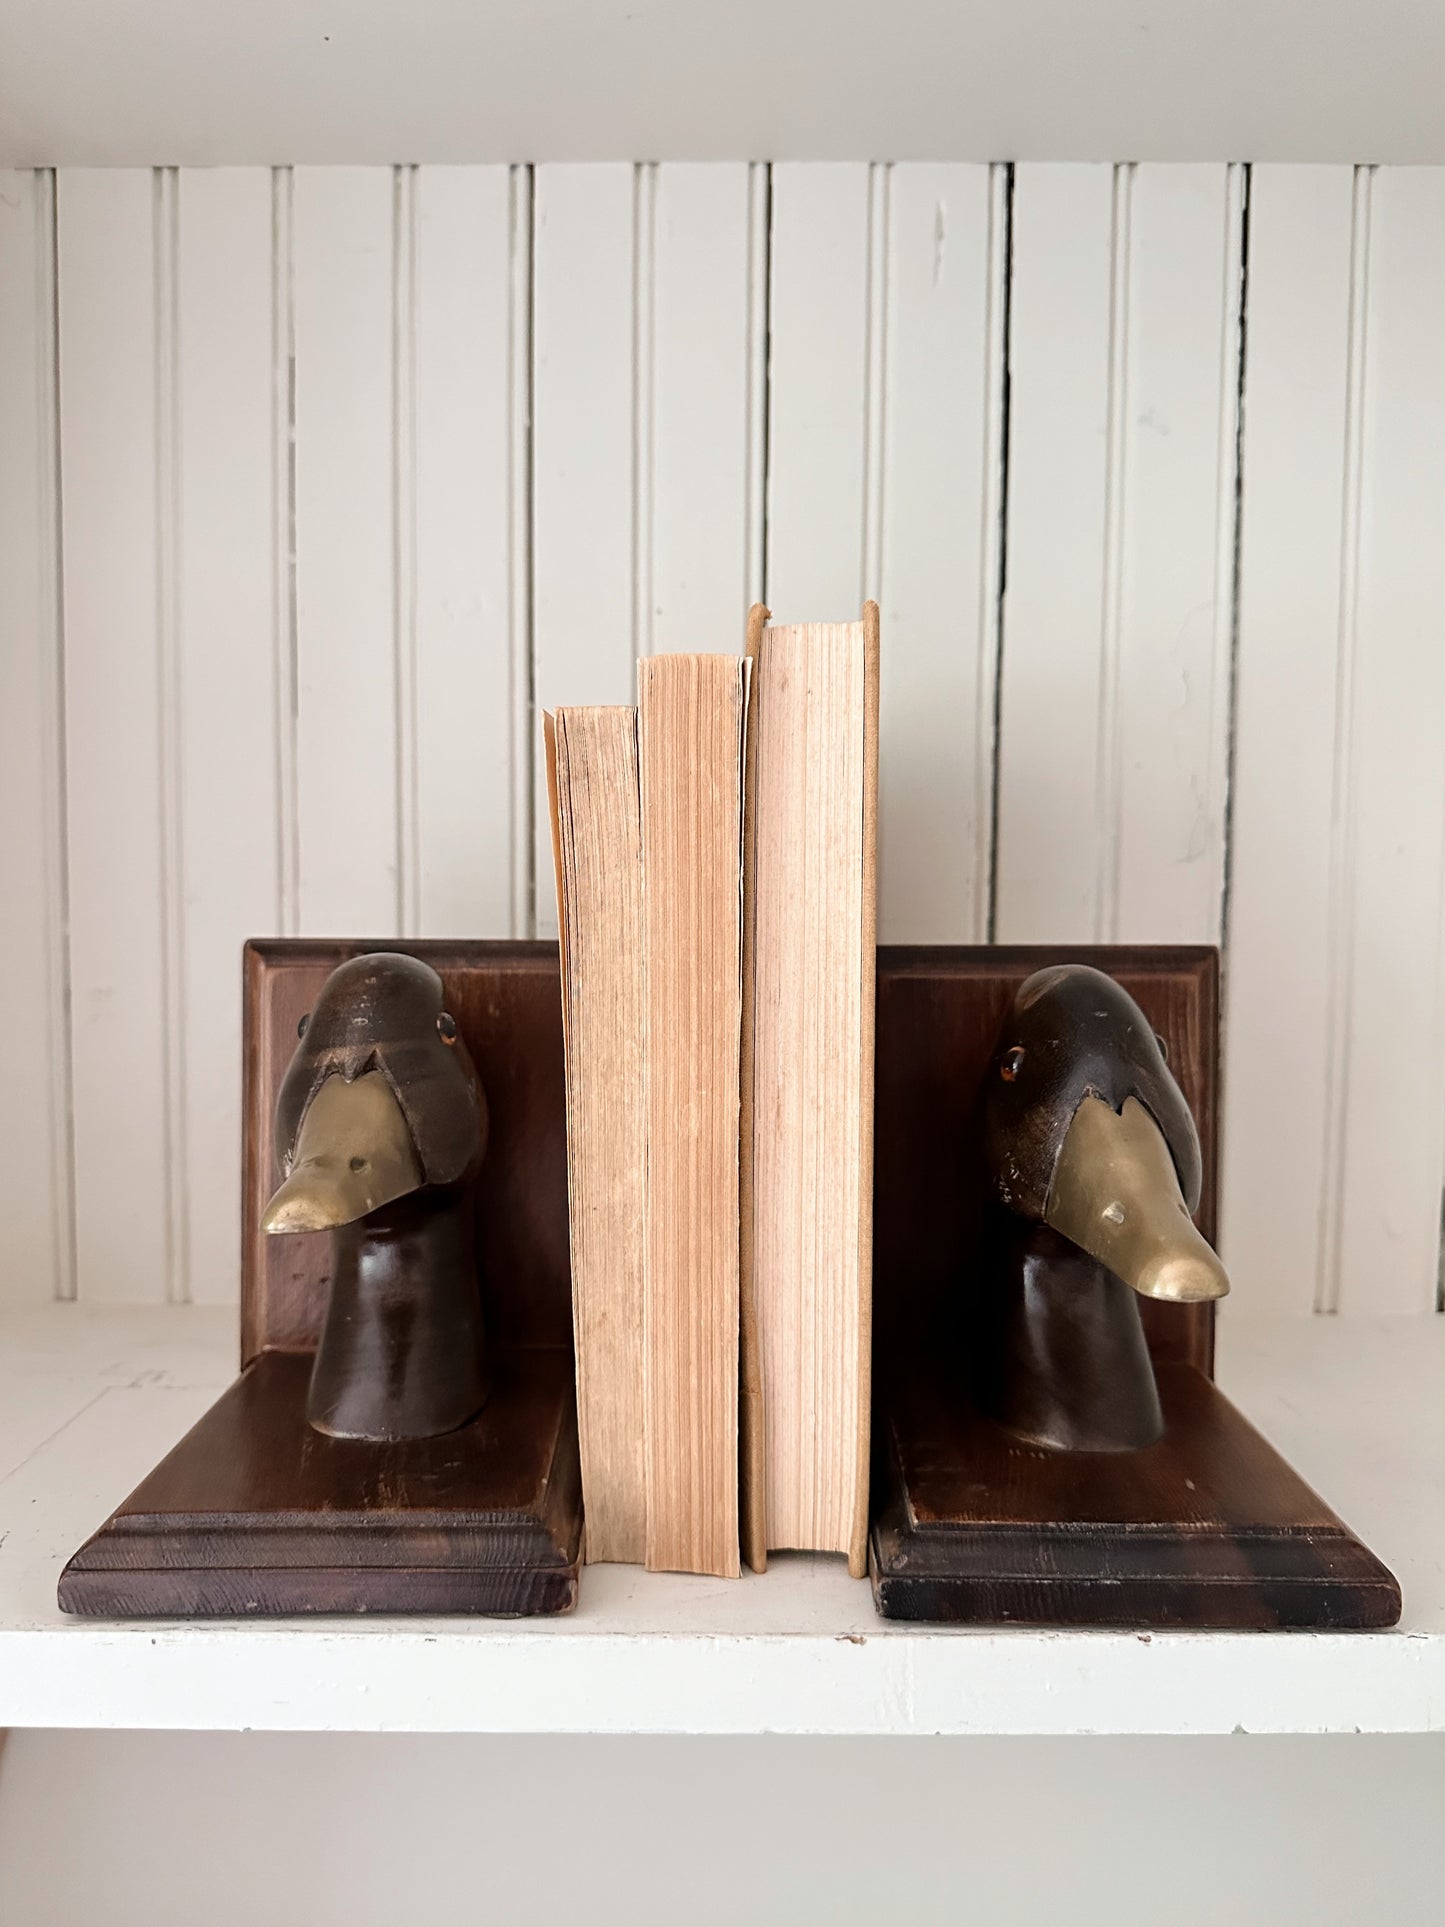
867;945;1401;1630
261;953;490;1443
57;941;583;1618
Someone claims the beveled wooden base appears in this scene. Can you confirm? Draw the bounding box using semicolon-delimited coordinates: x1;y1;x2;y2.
870;1362;1401;1629
59;1346;581;1617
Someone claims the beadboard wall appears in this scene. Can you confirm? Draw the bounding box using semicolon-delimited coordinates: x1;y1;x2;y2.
2;161;1443;1321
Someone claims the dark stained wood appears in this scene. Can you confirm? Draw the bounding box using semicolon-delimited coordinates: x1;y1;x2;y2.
870;944;1400;1629
874;944;1218;1377
60;940;580;1618
59;1350;580;1616
871;1361;1401;1628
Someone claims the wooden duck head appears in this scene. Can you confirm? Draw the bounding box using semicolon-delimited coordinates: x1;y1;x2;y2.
261;952;489;1442
975;965;1228;1452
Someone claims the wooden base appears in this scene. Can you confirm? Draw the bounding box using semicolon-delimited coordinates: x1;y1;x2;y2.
59;1347;582;1617
870;1362;1401;1629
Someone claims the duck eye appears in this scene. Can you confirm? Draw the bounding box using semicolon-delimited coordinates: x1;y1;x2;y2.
437;1011;458;1044
1000;1046;1026;1082
297;1013;310;1038
1154;1030;1169;1064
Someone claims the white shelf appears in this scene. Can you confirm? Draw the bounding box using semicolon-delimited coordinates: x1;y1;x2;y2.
0;1303;1440;1736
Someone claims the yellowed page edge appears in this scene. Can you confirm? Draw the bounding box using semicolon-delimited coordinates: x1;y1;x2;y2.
849;601;880;1578
738;602;769;1573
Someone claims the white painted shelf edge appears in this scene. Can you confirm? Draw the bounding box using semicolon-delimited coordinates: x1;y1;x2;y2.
0;1303;1440;1736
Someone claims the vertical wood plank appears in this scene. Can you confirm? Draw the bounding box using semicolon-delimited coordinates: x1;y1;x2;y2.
531;162;635;700
1113;164;1243;945
1334;167;1445;1313
291;166;399;935
765;163;873;618
531;164;636;938
877;162;1004;942
1221;166;1357;1312
410;164;525;938
648;163;757;652
507;169;534;940
994;165;1115;941
56;168;172;1302
998;164;1243;947
175;168;282;1305
0;171;72;1302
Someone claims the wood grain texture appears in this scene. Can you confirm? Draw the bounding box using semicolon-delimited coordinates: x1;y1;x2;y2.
871;1361;1401;1628
59;1348;581;1617
0;169;71;1303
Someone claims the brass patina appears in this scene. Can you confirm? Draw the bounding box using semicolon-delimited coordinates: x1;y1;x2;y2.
261;1070;422;1233
1044;1094;1230;1305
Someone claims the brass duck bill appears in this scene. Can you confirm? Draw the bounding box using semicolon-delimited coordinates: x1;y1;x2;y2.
261;1071;421;1235
1044;1095;1230;1306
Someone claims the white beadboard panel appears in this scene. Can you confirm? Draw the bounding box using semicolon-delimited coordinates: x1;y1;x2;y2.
531;163;637;937
993;164;1115;941
1112;164;1242;945
0;171;71;1303
876;163;1004;943
1220;166;1358;1314
997;164;1243;946
291;166;400;935
647;163;761;653
56;169;174;1304
410;164;527;938
174;168;283;1305
6;156;1445;1322
765;163;874;619
1333;168;1445;1315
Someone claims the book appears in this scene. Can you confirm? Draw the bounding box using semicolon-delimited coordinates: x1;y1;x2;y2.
638;653;749;1578
546;706;647;1565
548;613;873;1583
740;603;878;1577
